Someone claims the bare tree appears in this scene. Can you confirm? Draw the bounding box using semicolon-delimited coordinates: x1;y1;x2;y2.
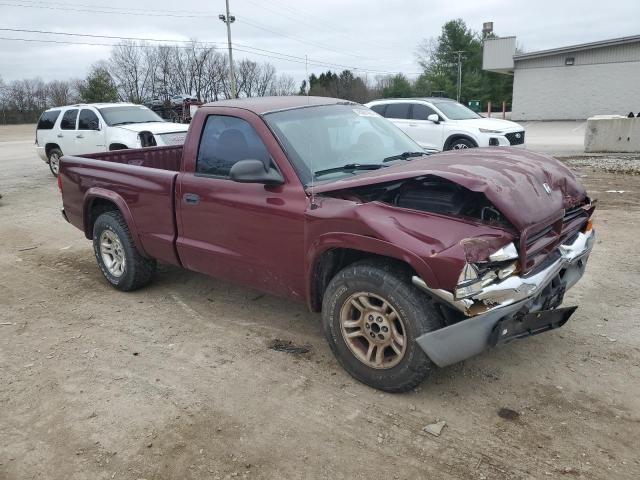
48;80;74;106
269;74;296;96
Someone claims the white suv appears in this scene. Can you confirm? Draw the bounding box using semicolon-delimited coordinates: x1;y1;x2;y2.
365;98;525;152
35;103;189;176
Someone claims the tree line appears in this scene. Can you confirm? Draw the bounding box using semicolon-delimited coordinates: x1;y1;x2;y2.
0;19;512;124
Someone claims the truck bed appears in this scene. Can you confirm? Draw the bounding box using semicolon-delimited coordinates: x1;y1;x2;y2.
81;145;183;172
60;146;183;266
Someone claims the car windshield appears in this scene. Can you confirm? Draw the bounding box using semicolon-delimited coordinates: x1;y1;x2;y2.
98;105;165;126
433;101;481;120
264;104;424;185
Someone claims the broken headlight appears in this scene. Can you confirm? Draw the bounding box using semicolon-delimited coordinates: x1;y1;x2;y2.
488;242;518;262
454;243;520;300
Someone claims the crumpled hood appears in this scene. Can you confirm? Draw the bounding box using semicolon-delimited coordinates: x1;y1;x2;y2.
115;122;189;134
312;148;588;231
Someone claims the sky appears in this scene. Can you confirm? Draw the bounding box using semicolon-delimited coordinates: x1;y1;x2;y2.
0;0;638;85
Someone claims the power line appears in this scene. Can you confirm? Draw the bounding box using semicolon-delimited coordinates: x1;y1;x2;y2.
242;0;397;52
0;35;421;75
0;28;422;75
0;1;206;18
238;17;367;60
1;0;369;60
0;28;226;46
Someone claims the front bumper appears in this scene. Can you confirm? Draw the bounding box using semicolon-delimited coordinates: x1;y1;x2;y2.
36;146;48;162
412;229;595;367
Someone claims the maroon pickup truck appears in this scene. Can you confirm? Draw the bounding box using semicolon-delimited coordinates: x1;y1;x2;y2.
59;96;596;392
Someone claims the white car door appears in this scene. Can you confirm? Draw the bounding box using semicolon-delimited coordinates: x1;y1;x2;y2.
57;108;79;155
76;108;106;154
404;103;444;151
380;102;413;142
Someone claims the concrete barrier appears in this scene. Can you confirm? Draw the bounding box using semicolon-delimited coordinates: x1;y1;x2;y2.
584;115;640;152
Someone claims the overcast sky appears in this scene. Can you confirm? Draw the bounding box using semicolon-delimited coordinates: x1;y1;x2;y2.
1;0;638;85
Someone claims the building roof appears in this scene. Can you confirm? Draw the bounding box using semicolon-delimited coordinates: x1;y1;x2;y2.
513;34;640;61
203;96;355;114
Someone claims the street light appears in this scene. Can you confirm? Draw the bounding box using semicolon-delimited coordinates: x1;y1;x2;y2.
219;0;237;99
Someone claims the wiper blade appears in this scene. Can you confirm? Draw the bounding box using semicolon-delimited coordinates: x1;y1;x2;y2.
314;163;386;177
112;121;136;126
382;151;426;162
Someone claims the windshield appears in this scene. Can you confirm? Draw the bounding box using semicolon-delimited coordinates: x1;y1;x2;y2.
98;105;165;126
264;104;424;185
433;101;481;120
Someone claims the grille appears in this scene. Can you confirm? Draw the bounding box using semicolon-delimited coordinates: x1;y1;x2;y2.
521;206;589;273
505;131;525;145
160;131;188;146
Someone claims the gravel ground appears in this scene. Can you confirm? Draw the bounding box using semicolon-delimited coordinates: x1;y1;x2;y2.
1;124;639;480
559;154;640;176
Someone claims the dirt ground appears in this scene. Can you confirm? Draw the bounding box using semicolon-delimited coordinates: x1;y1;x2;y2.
1;124;639;480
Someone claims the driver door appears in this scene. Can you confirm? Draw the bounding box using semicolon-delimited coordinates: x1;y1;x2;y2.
176;112;308;300
405;103;443;151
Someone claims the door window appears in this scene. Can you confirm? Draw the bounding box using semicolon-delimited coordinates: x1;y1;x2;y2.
60;109;78;130
383;103;411;119
412;104;438;120
369;104;387;116
37;110;61;129
78;109;100;130
196;115;271;177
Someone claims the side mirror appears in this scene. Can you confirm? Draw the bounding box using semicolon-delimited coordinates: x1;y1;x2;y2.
427;113;440;124
229;159;284;185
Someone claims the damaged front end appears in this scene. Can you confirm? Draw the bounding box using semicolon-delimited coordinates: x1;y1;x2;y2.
311;148;597;368
412;222;595;367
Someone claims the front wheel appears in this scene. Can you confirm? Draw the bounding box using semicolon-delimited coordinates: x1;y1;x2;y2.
48;148;62;177
322;260;443;392
446;138;476;150
92;211;156;291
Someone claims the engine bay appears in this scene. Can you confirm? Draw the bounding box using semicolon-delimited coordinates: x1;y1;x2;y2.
327;175;513;228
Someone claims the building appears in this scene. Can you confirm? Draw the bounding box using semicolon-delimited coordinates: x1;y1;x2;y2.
483;32;640;120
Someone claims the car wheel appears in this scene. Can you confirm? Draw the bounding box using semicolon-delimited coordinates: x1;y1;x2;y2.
322;260;443;392
92;211;156;291
48;148;63;177
447;138;475;150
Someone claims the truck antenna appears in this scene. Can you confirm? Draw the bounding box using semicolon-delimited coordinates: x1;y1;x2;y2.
306;54;318;210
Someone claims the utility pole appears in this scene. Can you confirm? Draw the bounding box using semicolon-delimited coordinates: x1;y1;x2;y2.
219;0;236;98
453;50;464;102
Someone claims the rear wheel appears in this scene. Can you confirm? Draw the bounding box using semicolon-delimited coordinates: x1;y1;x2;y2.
92;211;156;291
48;148;62;177
322;260;443;392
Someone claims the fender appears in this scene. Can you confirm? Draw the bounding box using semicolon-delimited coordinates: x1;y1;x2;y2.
444;132;478;149
83;187;149;257
106;128;138;150
306;232;440;311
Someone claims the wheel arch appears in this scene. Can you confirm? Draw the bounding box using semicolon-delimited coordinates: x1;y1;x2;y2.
82;189;149;257
108;143;129;151
45;143;61;158
443;134;478;150
306;233;439;312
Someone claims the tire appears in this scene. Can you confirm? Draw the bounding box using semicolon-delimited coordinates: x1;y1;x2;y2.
48;148;62;177
446;138;476;150
322;260;443;392
92;211;156;291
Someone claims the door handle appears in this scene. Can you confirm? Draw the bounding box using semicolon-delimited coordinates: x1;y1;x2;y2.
183;193;200;205
408;123;418;127
57;134;63;138
76;134;84;139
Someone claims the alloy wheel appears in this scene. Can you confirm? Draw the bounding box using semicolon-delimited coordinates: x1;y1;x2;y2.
339;292;407;369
